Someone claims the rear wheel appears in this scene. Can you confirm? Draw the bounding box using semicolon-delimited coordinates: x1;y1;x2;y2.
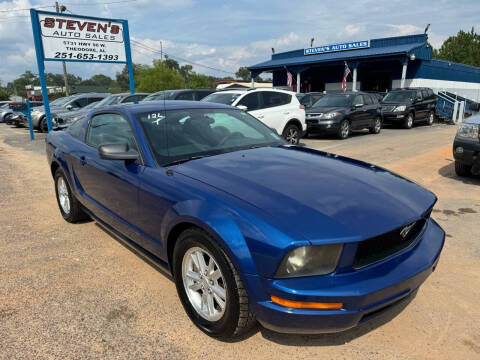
403;113;414;129
282;124;300;145
39;117;48;132
337;119;350;139
54;168;88;222
369;116;382;134
427;111;435;125
454;161;471;177
173;228;255;339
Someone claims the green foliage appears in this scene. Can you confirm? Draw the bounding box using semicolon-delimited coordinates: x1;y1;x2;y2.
136;60;185;92
0;88;10;101
116;64;145;91
80;74;116;87
433;28;480;67
235;66;251;81
188;73;213;88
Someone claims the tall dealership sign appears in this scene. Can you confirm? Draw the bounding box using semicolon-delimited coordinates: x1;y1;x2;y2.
30;10;134;131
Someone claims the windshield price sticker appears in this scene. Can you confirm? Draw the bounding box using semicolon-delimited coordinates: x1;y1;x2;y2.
38;13;126;62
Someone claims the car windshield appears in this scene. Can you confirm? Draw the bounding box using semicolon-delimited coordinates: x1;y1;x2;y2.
137;108;285;165
82;101;100;110
50;97;72;106
95;95;123;107
313;94;351;107
201;92;242;105
383;91;416;102
142;91;177;101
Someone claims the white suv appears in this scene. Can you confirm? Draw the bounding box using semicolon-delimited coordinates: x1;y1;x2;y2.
202;88;306;144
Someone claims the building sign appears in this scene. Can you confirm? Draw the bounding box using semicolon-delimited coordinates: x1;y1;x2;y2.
37;13;126;62
304;40;370;56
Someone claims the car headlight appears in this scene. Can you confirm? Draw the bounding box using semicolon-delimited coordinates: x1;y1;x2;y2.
393;105;407;112
320;112;340;119
275;244;343;278
457;123;479;139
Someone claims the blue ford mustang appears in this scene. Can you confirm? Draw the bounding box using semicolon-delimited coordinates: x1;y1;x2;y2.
46;101;445;339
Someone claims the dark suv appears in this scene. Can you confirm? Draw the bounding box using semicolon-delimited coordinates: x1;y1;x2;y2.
142;89;215;102
305;91;382;139
453;114;480;177
381;88;436;129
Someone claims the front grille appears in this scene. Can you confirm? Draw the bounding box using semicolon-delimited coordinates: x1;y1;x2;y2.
353;218;427;269
306;119;319;125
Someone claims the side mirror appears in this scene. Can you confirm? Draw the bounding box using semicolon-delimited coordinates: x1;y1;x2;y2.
236;105;248;111
66;104;73;110
98;143;138;161
354;103;364;108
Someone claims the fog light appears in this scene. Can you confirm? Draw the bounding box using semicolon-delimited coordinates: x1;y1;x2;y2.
270;295;343;310
456;147;464;154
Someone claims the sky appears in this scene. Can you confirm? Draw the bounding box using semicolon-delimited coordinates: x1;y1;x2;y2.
1;0;480;84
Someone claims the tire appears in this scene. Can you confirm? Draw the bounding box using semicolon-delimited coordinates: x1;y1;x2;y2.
337;119;350;139
427;111;435;125
403;113;414;129
369;116;382;134
39;117;48;132
454;161;471;177
54;168;88;222
282;123;300;145
173;228;256;339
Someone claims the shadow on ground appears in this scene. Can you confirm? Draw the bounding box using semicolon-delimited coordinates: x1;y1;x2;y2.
438;162;480;185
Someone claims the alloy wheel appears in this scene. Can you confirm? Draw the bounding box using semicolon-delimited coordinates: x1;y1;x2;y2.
428;112;434;125
341;121;350;138
374;118;381;133
57;177;71;215
182;247;227;322
285;127;299;144
407;115;413;128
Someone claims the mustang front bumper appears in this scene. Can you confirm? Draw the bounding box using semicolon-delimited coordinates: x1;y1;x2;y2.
243;218;445;334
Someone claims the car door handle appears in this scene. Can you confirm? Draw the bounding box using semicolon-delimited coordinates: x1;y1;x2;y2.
80;156;86;166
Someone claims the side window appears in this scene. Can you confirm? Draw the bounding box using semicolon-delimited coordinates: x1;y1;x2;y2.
353;95;364;106
428;89;434;98
422;90;429;99
87;113;137;151
237;93;260;111
195;91;212;100
176;92;195;100
88;97;105;104
416;90;423;100
67;119;85;141
363;95;373;105
122;96;136;104
261;92;291;109
76;98;89;108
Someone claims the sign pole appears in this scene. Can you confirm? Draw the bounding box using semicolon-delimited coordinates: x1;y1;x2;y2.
123;20;135;95
30;9;53;132
26;100;35;140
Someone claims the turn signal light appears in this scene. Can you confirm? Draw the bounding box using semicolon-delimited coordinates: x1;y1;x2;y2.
270;295;343;310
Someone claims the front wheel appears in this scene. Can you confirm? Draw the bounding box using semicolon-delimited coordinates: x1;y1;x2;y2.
369;117;382;134
403;113;414;129
282;124;301;145
173;228;255;339
39;117;48;133
427;111;435;125
337;119;350;139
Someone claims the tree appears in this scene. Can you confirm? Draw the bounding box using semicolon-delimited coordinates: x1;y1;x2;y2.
80;74;116;87
163;55;180;72
188;72;213;88
433;28;480;67
116;63;146;91
45;73;81;86
0;88;10;101
235;66;251;81
6;71;39;97
136;59;185;92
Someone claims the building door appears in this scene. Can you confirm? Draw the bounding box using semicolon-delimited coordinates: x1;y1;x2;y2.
362;72;390;92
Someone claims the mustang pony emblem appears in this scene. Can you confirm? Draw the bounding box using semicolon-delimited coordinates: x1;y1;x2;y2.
400;222;416;238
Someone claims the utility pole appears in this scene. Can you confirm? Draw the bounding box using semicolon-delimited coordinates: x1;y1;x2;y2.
55;1;69;96
160;40;163;61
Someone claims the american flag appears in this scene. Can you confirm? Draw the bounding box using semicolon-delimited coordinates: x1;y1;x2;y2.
342;62;351;92
286;71;293;87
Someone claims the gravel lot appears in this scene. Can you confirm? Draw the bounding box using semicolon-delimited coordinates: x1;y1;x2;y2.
1;123;479;360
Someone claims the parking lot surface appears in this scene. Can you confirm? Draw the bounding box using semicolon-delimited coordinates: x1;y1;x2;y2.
1;124;479;360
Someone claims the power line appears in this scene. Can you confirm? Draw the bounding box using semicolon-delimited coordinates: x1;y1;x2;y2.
131;39;235;75
63;0;137;6
0;5;54;13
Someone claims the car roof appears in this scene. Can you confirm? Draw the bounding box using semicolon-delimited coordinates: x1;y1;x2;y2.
70;92;110;98
216;88;295;95
99;100;234;115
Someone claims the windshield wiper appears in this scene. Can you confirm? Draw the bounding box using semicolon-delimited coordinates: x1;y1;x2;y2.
163;155;207;167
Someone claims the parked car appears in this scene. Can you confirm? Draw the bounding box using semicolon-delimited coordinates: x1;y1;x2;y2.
1;101;43;124
202;88;306;144
143;89;215;102
58;93;149;124
305;92;382;139
31;93;109;132
46;101;444;339
453;114;480;177
296;92;324;109
381;88;436;129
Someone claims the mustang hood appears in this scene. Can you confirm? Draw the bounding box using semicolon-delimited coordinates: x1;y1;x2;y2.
175;146;436;242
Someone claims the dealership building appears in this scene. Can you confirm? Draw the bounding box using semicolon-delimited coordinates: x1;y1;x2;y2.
248;34;480;101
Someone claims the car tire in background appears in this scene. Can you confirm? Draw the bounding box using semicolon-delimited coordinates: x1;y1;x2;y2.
454;161;471;177
39;117;48;133
403;113;414;129
369;116;382;134
282;123;301;145
337;119;350;139
427;111;435;125
173;228;256;339
54;168;88;222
